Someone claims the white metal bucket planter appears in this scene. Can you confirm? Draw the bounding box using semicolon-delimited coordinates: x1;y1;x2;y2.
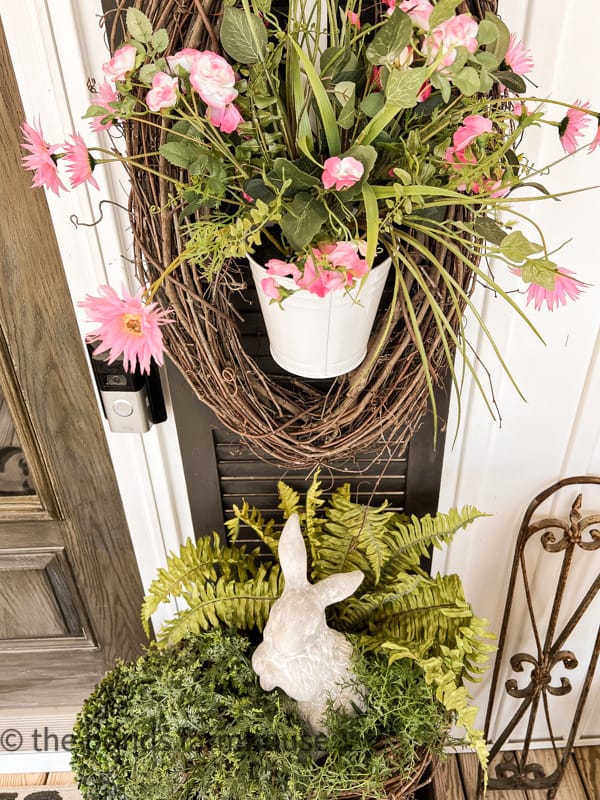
249;255;392;379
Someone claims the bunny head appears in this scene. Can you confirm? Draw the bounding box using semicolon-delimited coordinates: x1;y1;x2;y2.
252;513;363;711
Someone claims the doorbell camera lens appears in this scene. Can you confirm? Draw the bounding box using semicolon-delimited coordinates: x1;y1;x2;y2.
106;374;127;387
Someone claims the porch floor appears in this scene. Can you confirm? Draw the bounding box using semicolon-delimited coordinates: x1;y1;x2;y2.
432;747;599;800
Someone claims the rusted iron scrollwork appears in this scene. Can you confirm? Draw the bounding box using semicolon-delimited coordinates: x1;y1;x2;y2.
477;476;600;799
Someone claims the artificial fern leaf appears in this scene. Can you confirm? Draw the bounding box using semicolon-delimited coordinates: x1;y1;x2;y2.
316;488;395;583
141;534;260;636
277;480;302;519
381;506;488;579
302;471;327;567
333;576;423;631
229;500;279;556
156;563;282;646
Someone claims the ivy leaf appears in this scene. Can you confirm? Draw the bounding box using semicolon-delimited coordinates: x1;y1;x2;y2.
220;6;268;64
520;258;557;290
271;159;321;191
500;231;543;263
152;28;169;54
385;67;428;108
474;216;506;246
452;66;480;96
126;8;153;42
280;194;328;251
429;0;462;28
366;10;412;66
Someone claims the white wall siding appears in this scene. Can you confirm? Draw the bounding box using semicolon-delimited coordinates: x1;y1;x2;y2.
437;0;600;746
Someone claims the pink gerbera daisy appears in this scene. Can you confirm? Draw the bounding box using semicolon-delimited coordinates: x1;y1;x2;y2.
525;268;585;311
79;284;171;374
504;32;534;75
559;100;591;154
63;133;99;190
20;118;67;196
589;119;600;153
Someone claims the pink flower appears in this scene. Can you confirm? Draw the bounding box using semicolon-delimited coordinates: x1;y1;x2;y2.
102;44;137;83
559;100;591;154
524;268;585;311
260;276;284;301
452;114;493;151
589;120;600;153
297;255;346;297
79;284;170;374
504;32;534;76
89;80;119;132
321;156;364;191
167;48;202;74
20;118;67;196
320;242;369;281
417;81;432;102
146;72;179;112
190;51;238;108
63;132;99;190
206;103;244;133
424;14;479;69
266;258;302;282
399;0;434;29
346;10;361;28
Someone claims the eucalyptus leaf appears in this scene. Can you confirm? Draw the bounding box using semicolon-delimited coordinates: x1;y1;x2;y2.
494;70;527;94
478;69;495;94
485;11;511;63
139;63;159;85
220;6;268;64
477;19;498;46
280;194;328;251
500;231;543;263
475;50;499;70
126;7;153;42
385;67;428;108
521;258;557;289
452;66;480;97
366;10;412;66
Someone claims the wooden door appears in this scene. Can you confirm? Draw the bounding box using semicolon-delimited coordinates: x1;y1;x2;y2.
0;19;145;709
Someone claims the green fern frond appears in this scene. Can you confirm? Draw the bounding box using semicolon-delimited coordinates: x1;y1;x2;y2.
229;500;279;556
156;563;282;646
141;534;262;636
381;506;489;578
334;576;423;631
277;480;302;519
316;487;395;583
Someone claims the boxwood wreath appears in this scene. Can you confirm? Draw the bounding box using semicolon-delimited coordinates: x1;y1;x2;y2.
70;473;494;799
104;0;499;467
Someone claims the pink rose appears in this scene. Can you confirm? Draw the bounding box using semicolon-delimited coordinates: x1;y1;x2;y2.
102;44;137;82
206;103;244;134
399;0;434;29
146;72;178;112
167;48;202;74
424;14;479;69
452;114;492;151
321;156;364;191
190;51;238;108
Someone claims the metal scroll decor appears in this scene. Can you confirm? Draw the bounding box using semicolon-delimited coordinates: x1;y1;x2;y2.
478;476;600;799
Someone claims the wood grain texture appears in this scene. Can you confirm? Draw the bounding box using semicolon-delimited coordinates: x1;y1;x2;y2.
0;775;46;786
432;753;465;799
458;751;527;800
45;772;77;786
0;17;145;706
523;749;588;800
574;746;600;800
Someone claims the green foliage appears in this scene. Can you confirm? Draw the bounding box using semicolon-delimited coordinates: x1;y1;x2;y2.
71;628;312;800
143;473;494;769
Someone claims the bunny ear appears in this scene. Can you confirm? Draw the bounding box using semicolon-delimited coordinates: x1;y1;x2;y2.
313;570;364;608
278;513;308;589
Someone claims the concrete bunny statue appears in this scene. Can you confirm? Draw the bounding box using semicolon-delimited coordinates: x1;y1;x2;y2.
252;513;365;734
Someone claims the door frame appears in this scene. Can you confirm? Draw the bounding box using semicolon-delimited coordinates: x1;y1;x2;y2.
0;0;194;772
